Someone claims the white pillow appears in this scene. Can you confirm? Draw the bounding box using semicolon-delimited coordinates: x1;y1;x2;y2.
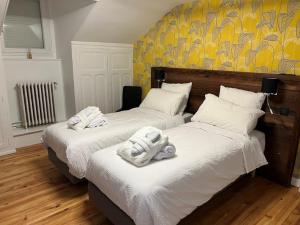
219;85;266;109
191;94;265;135
140;88;185;116
161;82;192;114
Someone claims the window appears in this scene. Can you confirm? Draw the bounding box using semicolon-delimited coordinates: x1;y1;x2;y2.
4;0;44;49
1;0;55;58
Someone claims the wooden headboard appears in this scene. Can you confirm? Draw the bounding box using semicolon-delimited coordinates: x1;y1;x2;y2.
151;67;300;186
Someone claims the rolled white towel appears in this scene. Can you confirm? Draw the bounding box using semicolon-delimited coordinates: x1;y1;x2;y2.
68;116;81;125
153;144;176;161
117;127;169;167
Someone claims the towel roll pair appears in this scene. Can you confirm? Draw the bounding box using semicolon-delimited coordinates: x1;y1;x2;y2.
117;127;176;167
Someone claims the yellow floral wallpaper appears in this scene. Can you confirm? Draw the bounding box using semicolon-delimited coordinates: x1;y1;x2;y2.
133;0;300;94
133;0;300;177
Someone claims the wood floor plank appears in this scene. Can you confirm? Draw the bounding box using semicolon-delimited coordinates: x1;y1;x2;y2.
0;144;300;225
282;202;300;225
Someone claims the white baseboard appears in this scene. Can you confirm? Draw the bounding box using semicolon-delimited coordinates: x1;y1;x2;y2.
14;130;43;149
291;177;300;188
0;148;16;156
12;125;46;149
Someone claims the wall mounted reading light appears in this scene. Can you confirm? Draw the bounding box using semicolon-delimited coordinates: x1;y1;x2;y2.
155;69;165;88
261;77;279;114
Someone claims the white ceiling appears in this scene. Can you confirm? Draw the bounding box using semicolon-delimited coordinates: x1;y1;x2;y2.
50;0;191;43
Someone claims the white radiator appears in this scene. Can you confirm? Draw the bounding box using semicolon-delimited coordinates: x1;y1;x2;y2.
16;82;57;128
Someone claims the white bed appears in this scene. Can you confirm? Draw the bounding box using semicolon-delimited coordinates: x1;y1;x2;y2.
86;122;267;225
43;108;192;179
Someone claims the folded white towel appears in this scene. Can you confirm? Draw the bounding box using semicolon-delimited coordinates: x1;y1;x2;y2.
117;127;176;167
68;106;97;126
87;112;108;128
68;106;107;130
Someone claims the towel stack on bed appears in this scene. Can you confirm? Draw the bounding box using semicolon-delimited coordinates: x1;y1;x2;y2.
68;106;107;131
117;126;176;167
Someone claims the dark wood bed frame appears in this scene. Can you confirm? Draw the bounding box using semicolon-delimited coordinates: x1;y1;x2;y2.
88;67;300;225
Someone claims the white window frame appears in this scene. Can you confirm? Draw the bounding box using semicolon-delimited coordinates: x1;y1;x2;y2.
1;0;56;59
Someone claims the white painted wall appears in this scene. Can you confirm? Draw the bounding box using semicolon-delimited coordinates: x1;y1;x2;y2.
0;38;15;155
3;58;67;124
0;0;16;154
50;0;190;117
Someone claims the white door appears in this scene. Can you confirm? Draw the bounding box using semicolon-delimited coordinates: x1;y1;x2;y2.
110;51;133;112
72;42;133;113
73;45;110;113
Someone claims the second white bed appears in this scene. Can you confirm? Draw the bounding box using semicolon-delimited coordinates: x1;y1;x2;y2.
86;122;267;225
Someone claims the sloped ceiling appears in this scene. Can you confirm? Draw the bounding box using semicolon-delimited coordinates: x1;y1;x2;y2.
50;0;192;44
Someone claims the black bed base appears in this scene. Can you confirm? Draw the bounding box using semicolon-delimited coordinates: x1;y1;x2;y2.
47;148;86;184
88;182;135;225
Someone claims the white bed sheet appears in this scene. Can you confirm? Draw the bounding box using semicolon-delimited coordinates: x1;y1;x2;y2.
43;108;189;179
86;122;267;225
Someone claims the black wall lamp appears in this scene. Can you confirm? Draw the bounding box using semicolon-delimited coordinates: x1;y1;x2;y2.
261;77;279;114
154;69;165;88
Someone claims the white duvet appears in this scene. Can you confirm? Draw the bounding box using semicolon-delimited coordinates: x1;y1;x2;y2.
86;122;267;225
43;108;188;179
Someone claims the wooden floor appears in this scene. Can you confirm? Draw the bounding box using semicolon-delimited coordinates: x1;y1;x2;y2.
1;145;300;225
